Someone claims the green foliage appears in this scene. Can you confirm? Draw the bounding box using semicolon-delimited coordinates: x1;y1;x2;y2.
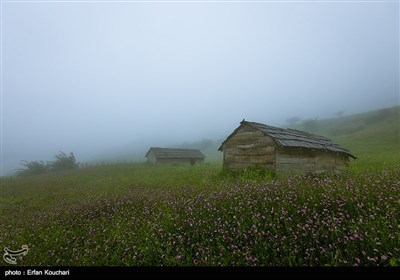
16;160;49;177
16;151;79;177
50;152;79;172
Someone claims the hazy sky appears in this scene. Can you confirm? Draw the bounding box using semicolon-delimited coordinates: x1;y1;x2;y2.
1;1;399;175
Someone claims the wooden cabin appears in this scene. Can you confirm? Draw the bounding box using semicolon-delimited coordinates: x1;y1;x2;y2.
218;120;356;174
145;147;206;165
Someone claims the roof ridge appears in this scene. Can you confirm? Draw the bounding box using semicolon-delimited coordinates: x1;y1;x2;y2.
220;119;356;159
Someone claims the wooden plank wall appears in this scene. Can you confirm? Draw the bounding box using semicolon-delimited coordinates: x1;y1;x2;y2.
222;125;350;173
276;148;349;174
223;126;276;170
146;153;157;164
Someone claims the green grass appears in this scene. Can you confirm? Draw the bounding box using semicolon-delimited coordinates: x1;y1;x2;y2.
1;106;399;266
1;163;399;266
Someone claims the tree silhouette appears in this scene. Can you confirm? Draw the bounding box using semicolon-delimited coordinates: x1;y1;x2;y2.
17;151;79;176
50;151;79;172
17;160;49;176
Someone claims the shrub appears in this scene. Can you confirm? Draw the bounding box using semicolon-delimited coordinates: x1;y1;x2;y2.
16;151;79;176
16;160;49;176
50;152;79;172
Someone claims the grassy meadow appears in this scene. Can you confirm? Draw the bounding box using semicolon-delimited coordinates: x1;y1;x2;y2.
1;106;399;266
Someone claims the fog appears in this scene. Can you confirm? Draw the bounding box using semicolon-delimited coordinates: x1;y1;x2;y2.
1;1;399;175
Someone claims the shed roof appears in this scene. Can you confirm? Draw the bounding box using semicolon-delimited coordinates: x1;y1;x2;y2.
218;120;356;159
145;147;206;159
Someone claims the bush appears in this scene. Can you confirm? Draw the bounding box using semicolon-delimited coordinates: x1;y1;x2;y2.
16;160;49;176
16;152;78;176
50;152;79;172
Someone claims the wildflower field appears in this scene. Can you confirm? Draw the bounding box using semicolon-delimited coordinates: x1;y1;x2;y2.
1;160;399;266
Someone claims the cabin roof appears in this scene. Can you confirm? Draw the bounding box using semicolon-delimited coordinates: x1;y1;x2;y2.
145;147;206;159
218;120;356;159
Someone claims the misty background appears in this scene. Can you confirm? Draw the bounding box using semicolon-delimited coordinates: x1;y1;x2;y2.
1;1;399;176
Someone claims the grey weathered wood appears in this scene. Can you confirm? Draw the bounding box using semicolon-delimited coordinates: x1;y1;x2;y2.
224;154;275;164
225;146;274;156
276;156;316;164
219;121;355;174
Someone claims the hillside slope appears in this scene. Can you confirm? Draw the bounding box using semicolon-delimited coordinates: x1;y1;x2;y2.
292;106;400;171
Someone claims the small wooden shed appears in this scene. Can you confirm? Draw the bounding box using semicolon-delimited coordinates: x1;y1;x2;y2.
218;120;356;174
145;147;206;165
